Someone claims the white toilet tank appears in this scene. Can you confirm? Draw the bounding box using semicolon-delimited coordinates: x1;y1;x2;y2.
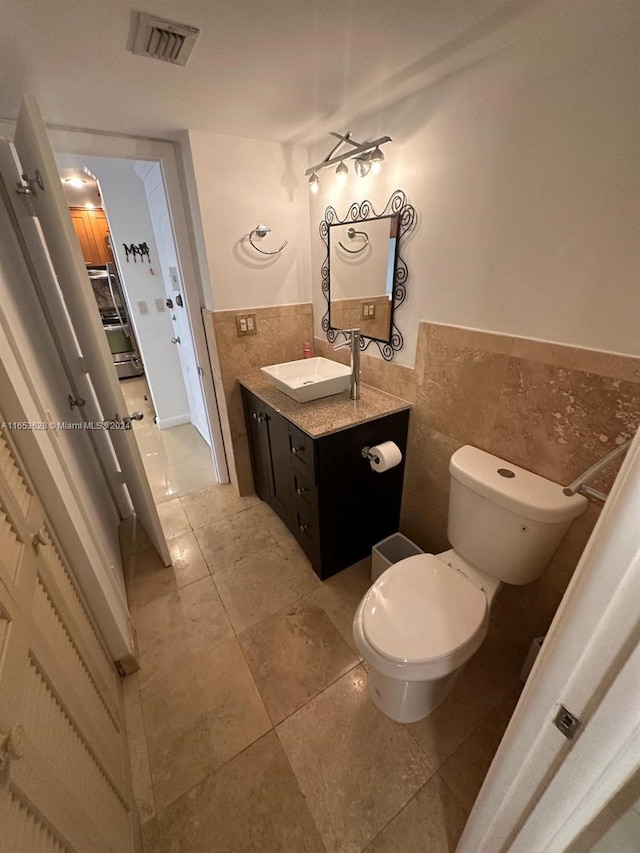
448;446;588;585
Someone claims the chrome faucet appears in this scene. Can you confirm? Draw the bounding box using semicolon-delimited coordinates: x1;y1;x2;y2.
333;328;361;400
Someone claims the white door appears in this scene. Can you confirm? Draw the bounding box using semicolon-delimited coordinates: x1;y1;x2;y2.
12;96;170;566
0;425;134;852
141;162;210;444
458;425;640;851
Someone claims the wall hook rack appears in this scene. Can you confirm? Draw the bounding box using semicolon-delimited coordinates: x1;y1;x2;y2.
248;223;288;256
338;227;369;254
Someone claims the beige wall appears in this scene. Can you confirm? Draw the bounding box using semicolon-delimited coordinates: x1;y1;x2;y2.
316;323;640;654
203;304;314;493
183;130;312;312
309;1;640;365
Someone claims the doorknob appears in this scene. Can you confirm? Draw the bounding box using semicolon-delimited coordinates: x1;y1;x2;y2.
171;336;181;344
122;411;144;428
0;725;26;770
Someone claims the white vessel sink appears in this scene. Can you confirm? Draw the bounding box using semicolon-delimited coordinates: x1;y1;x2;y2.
261;357;351;403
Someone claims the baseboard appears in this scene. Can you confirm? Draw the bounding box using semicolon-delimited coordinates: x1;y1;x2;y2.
157;414;191;430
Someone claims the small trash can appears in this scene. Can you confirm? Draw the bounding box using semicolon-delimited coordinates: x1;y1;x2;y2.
371;533;424;581
520;636;545;683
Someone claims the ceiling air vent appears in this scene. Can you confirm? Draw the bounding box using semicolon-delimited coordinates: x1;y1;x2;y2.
131;13;200;66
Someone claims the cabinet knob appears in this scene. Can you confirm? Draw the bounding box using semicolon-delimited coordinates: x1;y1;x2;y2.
252;412;266;422
296;487;308;495
291;446;303;455
299;523;309;532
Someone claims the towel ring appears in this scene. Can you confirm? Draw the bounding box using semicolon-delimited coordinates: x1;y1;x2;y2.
338;227;369;254
249;224;288;256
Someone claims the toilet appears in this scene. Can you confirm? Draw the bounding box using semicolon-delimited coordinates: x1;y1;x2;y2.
353;445;588;723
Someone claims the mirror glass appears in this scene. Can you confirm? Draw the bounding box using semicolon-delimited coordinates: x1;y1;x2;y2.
328;215;397;342
321;190;415;360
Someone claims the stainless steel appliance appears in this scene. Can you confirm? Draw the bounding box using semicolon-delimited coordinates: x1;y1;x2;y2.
87;264;145;379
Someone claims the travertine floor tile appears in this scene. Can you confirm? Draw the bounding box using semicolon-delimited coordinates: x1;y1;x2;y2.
141;638;271;809
180;484;259;530
135;576;234;689
166;531;210;588
122;673;155;825
156;498;191;539
239;598;358;724
407;659;508;769
157;732;325;853
119;515;151;558
277;665;434;853
364;773;468;853
440;689;521;810
310;558;372;654
195;505;277;572
249;499;293;542
123;545;178;611
213;541;321;633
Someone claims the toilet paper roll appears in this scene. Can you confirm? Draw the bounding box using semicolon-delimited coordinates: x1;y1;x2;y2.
368;441;402;473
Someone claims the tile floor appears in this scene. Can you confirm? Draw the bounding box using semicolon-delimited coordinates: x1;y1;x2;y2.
121;377;217;502
122;485;523;853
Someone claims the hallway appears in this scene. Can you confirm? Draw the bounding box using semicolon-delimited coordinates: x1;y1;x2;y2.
121;486;522;853
121;377;217;503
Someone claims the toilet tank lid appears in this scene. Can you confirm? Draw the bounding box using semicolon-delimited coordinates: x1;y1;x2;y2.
449;446;588;523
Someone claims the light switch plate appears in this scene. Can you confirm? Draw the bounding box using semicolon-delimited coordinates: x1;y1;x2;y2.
154;298;166;312
137;300;149;315
236;313;257;336
362;302;375;318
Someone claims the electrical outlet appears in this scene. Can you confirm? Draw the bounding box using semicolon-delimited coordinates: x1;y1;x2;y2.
137;300;149;315
235;313;257;336
362;302;376;319
154;298;166;312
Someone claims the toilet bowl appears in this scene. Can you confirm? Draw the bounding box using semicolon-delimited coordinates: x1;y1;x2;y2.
353;445;588;723
353;549;500;722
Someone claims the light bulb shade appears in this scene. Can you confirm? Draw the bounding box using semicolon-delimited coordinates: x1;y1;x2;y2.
354;158;371;178
309;172;319;193
370;146;385;164
336;161;349;177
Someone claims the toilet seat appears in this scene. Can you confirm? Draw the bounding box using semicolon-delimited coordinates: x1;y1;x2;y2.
358;554;487;679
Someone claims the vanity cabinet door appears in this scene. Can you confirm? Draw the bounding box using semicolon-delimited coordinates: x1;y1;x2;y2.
242;390;273;503
241;388;293;526
267;407;293;526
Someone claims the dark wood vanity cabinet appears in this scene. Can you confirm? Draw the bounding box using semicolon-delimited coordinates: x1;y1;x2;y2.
241;387;409;580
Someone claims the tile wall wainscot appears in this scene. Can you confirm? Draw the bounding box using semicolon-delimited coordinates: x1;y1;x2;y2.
315;323;640;654
203;304;314;494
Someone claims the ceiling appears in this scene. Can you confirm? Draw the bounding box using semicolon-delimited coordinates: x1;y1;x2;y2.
1;0;544;145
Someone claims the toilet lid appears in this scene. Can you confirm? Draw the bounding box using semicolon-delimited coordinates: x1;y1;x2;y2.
362;554;487;664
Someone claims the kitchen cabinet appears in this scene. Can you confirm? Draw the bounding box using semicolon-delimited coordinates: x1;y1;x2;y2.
241;386;409;580
69;207;114;265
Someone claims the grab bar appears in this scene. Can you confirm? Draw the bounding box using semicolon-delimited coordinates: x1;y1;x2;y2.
563;438;633;501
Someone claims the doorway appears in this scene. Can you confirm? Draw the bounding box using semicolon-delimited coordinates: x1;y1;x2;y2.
56;152;219;503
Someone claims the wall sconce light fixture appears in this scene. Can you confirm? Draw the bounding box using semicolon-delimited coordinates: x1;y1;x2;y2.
305;131;392;193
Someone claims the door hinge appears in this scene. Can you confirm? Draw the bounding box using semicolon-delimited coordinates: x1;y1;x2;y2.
554;704;582;741
197;365;204;377
15;170;44;197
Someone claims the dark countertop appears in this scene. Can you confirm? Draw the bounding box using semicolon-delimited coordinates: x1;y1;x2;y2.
238;371;411;438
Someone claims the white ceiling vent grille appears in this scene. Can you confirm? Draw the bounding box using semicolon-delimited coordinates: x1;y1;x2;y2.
131;13;200;66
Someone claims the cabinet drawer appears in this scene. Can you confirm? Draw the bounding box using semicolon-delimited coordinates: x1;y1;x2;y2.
291;500;319;558
291;461;317;509
288;423;314;472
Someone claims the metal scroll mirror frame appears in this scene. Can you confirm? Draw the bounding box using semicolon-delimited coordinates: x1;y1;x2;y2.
321;189;416;361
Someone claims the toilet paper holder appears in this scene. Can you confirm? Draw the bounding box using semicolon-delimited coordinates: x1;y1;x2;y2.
361;446;380;464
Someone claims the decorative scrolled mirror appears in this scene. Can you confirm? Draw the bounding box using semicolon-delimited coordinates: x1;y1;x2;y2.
320;189;415;360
